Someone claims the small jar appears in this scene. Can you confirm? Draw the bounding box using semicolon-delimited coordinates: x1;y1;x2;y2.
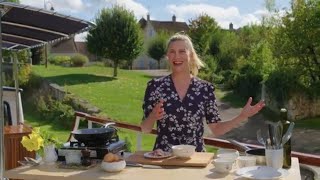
81;148;91;166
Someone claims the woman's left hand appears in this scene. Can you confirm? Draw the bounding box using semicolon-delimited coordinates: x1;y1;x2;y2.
239;97;265;119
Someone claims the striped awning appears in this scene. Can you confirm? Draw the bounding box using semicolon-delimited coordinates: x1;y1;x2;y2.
0;2;94;50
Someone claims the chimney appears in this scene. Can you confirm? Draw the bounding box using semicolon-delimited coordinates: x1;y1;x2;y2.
172;14;176;22
229;22;234;30
147;13;150;21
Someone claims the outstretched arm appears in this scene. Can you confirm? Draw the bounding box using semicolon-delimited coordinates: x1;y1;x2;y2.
208;97;265;137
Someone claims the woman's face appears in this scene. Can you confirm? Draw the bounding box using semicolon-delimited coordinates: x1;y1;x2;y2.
166;40;191;74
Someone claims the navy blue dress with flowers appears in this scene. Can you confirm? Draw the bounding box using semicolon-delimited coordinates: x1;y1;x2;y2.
142;74;221;152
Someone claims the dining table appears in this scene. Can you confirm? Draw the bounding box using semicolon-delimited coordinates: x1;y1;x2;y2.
4;154;301;180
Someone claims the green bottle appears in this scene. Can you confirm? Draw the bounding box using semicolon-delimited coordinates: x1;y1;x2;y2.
280;108;291;169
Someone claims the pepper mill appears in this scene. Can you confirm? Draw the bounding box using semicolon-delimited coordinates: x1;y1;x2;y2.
81;148;92;166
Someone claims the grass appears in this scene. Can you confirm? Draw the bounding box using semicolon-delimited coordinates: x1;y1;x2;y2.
295;116;320;130
24;64;157;151
31;64;150;124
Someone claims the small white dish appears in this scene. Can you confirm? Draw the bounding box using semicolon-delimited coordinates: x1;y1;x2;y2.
236;166;289;180
101;160;126;172
217;148;239;157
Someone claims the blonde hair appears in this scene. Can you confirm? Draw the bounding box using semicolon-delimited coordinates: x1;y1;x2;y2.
166;33;205;76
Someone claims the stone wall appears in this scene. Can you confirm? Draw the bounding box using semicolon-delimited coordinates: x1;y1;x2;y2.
265;90;320;120
286;94;320;120
39;80;100;114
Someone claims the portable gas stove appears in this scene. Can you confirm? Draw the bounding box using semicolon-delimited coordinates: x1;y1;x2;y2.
57;138;126;161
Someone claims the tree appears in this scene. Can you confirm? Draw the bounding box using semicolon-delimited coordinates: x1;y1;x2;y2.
87;6;143;77
273;0;320;84
188;14;219;56
147;31;168;69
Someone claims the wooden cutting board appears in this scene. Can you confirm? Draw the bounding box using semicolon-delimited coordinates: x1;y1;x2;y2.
126;151;214;167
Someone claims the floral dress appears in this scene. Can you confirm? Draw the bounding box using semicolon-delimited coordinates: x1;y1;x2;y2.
142;74;221;152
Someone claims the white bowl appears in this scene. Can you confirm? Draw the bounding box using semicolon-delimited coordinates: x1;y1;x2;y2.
172;145;196;158
213;158;234;174
101;160;126;172
217;148;239;157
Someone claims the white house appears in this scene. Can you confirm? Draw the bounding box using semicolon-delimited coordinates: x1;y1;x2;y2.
132;14;189;69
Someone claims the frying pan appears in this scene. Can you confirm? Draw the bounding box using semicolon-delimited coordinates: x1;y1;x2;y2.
72;127;116;146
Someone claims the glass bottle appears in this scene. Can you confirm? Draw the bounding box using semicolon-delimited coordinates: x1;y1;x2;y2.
280;108;291;169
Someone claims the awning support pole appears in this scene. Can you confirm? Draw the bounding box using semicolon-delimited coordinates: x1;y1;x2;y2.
13;52;19;124
0;9;6;180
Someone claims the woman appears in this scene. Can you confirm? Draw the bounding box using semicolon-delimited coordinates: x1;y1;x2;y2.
141;33;265;152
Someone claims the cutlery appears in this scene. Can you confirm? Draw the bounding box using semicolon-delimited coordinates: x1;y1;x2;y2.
275;121;283;149
281;122;295;146
256;129;266;147
126;162;179;169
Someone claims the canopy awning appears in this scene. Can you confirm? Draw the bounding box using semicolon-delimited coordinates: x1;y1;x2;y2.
0;1;94;50
0;2;95;179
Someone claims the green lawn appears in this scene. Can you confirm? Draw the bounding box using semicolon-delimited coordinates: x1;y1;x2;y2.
25;64;156;151
31;64;150;124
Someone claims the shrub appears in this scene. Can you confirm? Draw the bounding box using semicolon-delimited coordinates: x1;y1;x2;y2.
265;69;304;106
3;64;32;88
70;54;89;67
18;64;32;87
219;70;239;89
48;55;71;66
233;64;262;100
34;95;74;128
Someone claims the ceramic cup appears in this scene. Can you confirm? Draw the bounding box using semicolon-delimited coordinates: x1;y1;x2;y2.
237;156;256;168
213;158;234;174
265;148;283;169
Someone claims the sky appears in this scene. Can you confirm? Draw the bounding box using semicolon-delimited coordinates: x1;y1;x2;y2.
20;0;291;41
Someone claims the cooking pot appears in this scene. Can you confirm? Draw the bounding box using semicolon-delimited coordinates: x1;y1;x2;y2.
228;139;266;165
72;125;117;146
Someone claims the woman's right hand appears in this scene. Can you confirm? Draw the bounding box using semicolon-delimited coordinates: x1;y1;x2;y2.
148;99;165;121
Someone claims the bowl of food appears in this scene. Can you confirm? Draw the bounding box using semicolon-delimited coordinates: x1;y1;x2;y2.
101;153;126;172
172;145;196;158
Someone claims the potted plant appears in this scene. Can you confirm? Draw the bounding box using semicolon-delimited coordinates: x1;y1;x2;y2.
21;127;62;164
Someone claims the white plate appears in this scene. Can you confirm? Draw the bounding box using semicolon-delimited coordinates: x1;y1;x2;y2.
143;151;172;159
236;166;289;180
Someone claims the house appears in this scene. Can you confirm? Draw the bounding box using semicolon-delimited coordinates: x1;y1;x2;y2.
49;37;97;61
132;14;189;69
